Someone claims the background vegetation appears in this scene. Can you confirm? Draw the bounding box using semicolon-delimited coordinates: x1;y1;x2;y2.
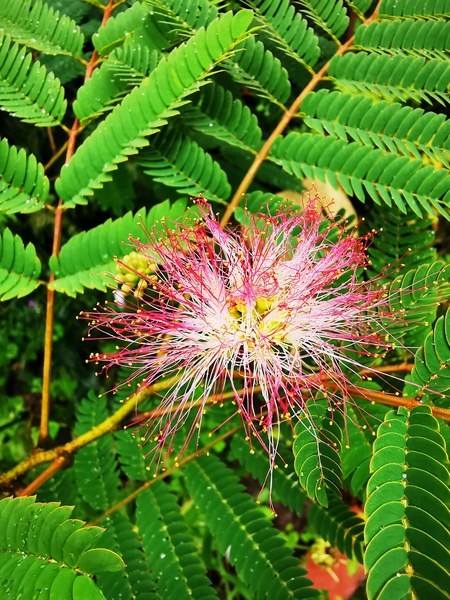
0;0;449;598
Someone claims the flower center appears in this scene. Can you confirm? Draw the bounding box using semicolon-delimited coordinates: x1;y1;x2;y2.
228;296;289;348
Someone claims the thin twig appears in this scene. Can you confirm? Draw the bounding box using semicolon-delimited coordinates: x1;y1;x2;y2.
90;426;239;525
38;0;116;445
219;0;382;228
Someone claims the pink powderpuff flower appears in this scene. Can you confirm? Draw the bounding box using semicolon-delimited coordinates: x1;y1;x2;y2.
85;196;394;477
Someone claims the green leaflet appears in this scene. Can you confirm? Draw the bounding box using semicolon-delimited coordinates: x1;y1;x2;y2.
403;310;450;407
386;261;450;350
0;228;41;301
293;401;343;507
49;199;198;297
355;18;450;60
248;0;320;70
147;0;219;32
0;32;66;126
55;10;253;206
272;131;450;219
97;512;158;600
364;405;450;600
302;90;450;169
185;454;320;599
308;498;365;563
329;51;450;106
379;0;450;18
230;435;307;515
0;496;124;599
73;44;161;123
295;0;349;42
136;482;218;600
366;205;436;276
0;138;49;214
73;392;120;512
115;428;152;482
228;36;291;107
139;125;231;204
0;0;84;56
182;82;263;153
92;1;170;56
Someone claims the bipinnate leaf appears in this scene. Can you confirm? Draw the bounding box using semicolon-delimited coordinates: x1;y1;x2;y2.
0;0;84;56
73;392;120;512
293;401;343;506
55;10;253;207
0;496;124;599
403;310;450;407
96;512;158;600
364;405;450;600
184;454;320;599
308;498;365;563
136;482;217;600
0;228;41;301
0;32;66;126
49;199;198;297
230;435;306;515
0;138;49;214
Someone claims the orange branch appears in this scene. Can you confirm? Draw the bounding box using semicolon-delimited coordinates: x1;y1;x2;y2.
219;0;382;228
38;0;116;445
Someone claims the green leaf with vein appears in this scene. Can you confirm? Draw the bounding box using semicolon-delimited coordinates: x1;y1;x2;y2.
0;138;49;214
136;482;218;600
0;496;124;600
0;32;66;126
139;126;231;204
365;405;450;600
272;132;450;219
0;228;41;301
49;199;198;297
184;454;320;599
55;10;253;206
0;0;84;56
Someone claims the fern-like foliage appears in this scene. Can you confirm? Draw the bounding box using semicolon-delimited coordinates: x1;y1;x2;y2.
184;454;320;599
365;405;450;599
302;90;450;170
293;402;343;506
182;82;263;153
0;32;66;126
379;0;450;18
136;482;218;600
49;199;197;297
0;138;49;214
147;0;219;34
0;496;124;599
73;392;120;512
248;0;320;70
0;0;84;56
329;52;450;106
403;311;450;407
74;45;160;123
115;429;151;482
355;18;450;60
230;436;306;515
55;10;253;206
308;498;365;563
0;228;41;301
366;205;437;276
272;132;450;217
295;0;349;42
387;261;450;350
139;126;231;203
92;2;170;56
97;511;158;600
229;36;291;107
